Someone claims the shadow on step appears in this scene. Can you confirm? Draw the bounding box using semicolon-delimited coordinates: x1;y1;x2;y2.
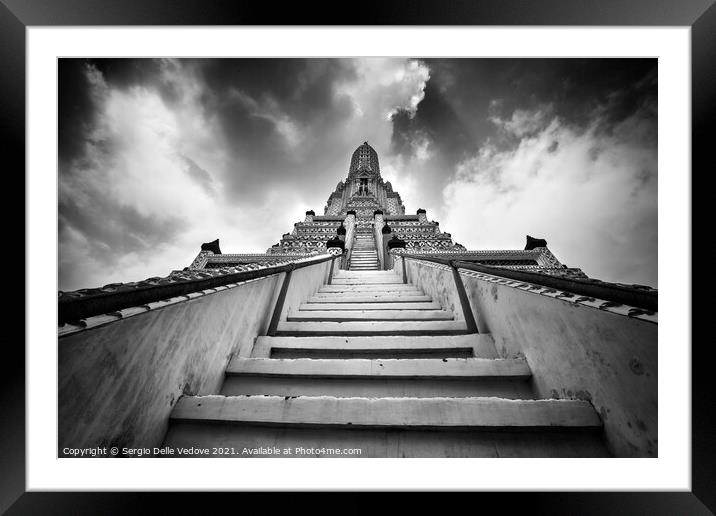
163;422;611;458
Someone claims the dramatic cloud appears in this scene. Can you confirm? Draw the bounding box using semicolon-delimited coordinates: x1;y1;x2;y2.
58;58;657;291
443;96;657;286
58;58;432;290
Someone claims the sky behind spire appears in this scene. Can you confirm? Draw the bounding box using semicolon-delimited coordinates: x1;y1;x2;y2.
58;58;657;291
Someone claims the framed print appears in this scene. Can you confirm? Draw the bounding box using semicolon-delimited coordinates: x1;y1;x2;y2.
4;0;713;513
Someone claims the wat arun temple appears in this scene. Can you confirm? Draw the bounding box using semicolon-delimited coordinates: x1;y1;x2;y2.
190;141;582;278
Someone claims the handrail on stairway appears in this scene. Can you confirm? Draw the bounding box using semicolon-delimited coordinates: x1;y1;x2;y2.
399;254;478;334
59;254;337;325
399;253;657;312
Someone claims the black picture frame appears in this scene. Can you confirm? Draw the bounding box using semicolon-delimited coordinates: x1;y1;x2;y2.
3;0;713;513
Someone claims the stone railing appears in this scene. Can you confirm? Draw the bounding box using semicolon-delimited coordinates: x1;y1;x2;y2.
373;210;385;269
343;211;356;269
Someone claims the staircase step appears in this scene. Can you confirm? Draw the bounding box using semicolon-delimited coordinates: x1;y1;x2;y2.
319;284;418;292
226;357;530;378
331;278;404;284
308;294;432;303
170;395;602;429
299;302;441;310
164;422;610;457
222;376;533;399
287;309;454;321
334;271;397;276
276;320;470;336
252;334;498;359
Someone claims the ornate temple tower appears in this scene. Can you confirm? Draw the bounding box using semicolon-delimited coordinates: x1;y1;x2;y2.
324;142;405;218
267;142;467;261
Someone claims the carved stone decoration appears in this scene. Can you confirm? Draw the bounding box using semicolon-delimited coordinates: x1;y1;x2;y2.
387;235;407;250
326;237;345;252
189;250;212;269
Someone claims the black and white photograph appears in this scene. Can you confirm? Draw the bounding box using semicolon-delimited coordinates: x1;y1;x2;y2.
4;0;710;509
57;57;658;459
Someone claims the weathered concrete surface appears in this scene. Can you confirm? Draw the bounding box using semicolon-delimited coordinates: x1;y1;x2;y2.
164;422;609;457
309;293;431;303
58;273;283;453
276;320;469;336
286;309;454;321
332;277;408;284
276;259;333;322
226;357;531;378
172;395;602;428
458;268;658;457
333;270;400;278
404;259;464;322
252;334;497;359
222;356;532;398
221;375;533;399
161;263;610;457
298;301;442;310
319;284;418;292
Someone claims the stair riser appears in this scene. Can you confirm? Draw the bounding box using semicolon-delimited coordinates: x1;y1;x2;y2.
228;357;529;377
319;286;417;292
277;321;469;335
308;295;431;303
286;310;454;322
164;424;609;458
333;271;397;276
269;348;475;359
330;279;403;285
221;376;534;399
298;302;441;310
251;334;499;359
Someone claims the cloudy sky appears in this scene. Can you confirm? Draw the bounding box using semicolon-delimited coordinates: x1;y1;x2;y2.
58;58;657;291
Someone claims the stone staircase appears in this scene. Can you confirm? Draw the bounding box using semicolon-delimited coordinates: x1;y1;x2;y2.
349;227;379;271
164;269;609;457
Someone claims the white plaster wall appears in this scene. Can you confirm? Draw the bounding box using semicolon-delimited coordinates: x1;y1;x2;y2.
463;273;657;457
405;259;465;322
277;259;333;321
404;259;657;457
58;273;284;452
